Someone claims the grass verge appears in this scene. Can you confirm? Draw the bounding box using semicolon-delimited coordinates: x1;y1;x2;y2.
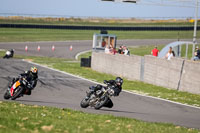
0;28;199;42
1;101;199;133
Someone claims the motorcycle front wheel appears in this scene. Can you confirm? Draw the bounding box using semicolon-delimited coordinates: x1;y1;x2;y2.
4;89;10;99
80;98;89;108
11;87;23;100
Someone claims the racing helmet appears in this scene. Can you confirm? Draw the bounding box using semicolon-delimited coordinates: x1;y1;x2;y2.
30;67;38;75
96;84;102;90
115;77;123;86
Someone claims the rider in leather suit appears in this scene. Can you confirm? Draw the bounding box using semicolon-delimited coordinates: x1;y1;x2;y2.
86;77;123;108
9;67;38;95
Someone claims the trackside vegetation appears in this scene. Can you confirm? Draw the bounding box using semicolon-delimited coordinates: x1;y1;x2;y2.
1;101;199;133
0;28;199;42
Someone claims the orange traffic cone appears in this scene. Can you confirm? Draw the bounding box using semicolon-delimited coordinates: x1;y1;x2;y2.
25;45;28;52
37;45;40;51
52;45;55;51
70;45;73;51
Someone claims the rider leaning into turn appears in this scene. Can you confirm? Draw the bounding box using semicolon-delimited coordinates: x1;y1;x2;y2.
9;67;38;95
86;77;123;108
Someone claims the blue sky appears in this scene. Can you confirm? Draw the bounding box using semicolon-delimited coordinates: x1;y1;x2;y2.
0;0;199;19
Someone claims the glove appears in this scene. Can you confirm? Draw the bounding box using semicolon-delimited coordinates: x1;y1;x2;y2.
27;83;32;89
103;80;108;84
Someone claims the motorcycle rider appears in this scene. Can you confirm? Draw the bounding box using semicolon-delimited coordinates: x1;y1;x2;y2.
3;49;14;59
86;77;123;108
9;67;38;95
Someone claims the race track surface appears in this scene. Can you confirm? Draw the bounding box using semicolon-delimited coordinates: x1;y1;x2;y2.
0;59;200;129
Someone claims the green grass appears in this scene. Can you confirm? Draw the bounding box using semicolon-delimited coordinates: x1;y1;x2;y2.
128;45;165;56
0;28;95;42
0;28;199;42
1;101;199;133
78;51;92;60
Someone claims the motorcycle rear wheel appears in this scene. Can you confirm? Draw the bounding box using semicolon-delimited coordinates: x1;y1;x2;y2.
94;96;108;110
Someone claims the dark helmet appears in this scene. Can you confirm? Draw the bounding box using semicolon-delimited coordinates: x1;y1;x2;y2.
96;84;102;90
115;77;123;86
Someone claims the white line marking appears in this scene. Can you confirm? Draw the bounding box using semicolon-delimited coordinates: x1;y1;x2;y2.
0;49;5;51
75;50;92;60
39;77;84;80
22;59;200;110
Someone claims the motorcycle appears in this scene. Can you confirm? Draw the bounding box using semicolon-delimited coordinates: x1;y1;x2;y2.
80;84;114;110
4;77;29;100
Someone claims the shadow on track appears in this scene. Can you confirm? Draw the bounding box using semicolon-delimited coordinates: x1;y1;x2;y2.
16;99;67;105
96;108;148;115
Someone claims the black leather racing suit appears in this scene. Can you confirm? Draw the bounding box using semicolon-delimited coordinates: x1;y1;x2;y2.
88;80;122;108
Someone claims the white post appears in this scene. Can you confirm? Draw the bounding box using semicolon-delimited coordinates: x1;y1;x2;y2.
185;43;188;59
93;34;97;51
192;0;199;59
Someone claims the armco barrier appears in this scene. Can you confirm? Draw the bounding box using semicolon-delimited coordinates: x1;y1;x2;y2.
91;52;200;94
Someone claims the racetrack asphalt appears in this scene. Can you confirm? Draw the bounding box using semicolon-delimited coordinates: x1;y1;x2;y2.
0;58;200;129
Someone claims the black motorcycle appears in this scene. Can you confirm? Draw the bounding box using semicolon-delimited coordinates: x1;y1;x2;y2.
4;77;29;100
80;84;114;110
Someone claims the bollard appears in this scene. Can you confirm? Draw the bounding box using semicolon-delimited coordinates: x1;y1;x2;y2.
52;45;55;51
70;45;73;51
37;45;40;51
25;45;28;52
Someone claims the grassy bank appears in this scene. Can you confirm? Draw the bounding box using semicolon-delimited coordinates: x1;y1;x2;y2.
1;101;199;133
0;28;198;42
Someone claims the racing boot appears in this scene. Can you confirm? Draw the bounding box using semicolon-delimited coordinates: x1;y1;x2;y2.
85;91;92;100
24;89;31;95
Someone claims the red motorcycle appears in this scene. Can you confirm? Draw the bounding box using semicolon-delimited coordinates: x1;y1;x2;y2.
4;77;29;100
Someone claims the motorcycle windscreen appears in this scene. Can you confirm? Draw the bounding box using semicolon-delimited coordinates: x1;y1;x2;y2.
10;81;21;96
